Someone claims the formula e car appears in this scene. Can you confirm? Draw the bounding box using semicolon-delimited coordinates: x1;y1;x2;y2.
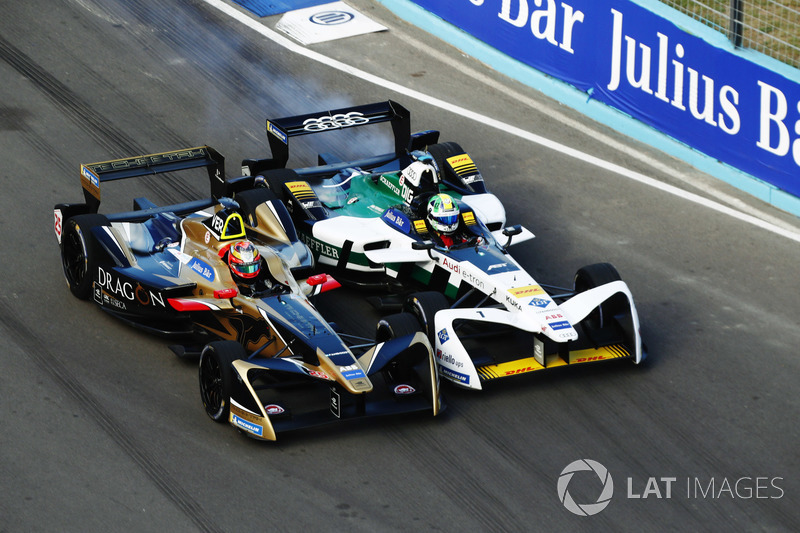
53;146;441;440
240;101;645;390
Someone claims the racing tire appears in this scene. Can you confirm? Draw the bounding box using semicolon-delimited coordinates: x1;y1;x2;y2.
427;142;487;194
235;188;279;227
403;291;450;345
60;213;110;300
426;142;465;170
376;312;421;343
199;341;244;423
262;168;301;203
574;263;626;329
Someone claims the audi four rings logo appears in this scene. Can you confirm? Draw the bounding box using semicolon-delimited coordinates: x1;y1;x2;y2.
309;11;354;25
557;459;614;516
302;111;370;132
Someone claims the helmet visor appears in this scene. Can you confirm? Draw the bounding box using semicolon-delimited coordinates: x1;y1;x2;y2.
436;213;459;227
234;261;260;275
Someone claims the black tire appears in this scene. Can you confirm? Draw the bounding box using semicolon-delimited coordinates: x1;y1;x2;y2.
235;187;279;227
403;291;450;344
199;341;245;423
262;168;301;203
60;213;110;300
426;142;465;173
376;312;421;343
574;263;625;329
427;142;487;194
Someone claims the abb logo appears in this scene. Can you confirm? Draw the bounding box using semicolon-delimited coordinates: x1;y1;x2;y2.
545;314;564;321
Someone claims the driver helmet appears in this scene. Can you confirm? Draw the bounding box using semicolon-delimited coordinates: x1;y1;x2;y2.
427;194;460;234
228;240;261;280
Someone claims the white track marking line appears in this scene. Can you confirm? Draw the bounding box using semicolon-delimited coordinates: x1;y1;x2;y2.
201;0;800;244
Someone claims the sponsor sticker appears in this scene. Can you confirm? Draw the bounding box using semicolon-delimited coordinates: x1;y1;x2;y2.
437;328;450;344
529;297;550;308
310;10;355;25
267;121;288;144
508;285;545;298
287;181;314;196
381;208;411;234
340;365;366;380
81;165;100;188
436;349;464;368
330;387;341;418
186;257;215;282
54;209;63;243
264;404;285;415
446;154;476;173
394;384;416;395
440;366;469;384
231;414;264;437
95;266;166;308
549;320;572;331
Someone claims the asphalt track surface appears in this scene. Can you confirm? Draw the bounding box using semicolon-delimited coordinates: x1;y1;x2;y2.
1;1;799;531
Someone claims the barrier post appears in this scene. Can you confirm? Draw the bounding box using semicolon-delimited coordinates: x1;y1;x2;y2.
729;0;744;47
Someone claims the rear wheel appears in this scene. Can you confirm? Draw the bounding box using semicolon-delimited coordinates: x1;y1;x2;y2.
199;341;244;422
262;168;301;203
427;141;486;193
574;263;624;329
235;187;279;228
427;142;465;172
60;214;110;300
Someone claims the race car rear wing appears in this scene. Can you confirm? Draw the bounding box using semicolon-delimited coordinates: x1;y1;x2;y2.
79;146;225;213
246;101;417;174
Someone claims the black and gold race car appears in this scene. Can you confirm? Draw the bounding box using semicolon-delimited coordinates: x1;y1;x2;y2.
53;146;441;441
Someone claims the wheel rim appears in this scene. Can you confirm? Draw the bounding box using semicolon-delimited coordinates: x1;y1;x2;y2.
199;351;224;417
63;228;87;287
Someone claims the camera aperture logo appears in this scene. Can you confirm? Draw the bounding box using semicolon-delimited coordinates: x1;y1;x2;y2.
557;459;614;516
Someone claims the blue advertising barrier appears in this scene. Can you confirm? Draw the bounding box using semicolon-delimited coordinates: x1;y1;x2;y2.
406;0;800;202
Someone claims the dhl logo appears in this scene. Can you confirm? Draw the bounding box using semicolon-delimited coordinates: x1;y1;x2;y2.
507;285;545;298
504;366;541;376
461;211;476;226
287;181;316;199
414;219;428;233
574;355;608;363
446;155;477;175
287;181;312;193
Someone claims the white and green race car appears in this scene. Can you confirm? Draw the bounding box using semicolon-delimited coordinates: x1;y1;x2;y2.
239;101;645;390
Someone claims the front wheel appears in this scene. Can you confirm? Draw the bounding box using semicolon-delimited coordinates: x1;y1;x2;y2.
60;214;110;300
199;341;245;422
403;291;450;345
574;263;624;329
376;312;421;343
